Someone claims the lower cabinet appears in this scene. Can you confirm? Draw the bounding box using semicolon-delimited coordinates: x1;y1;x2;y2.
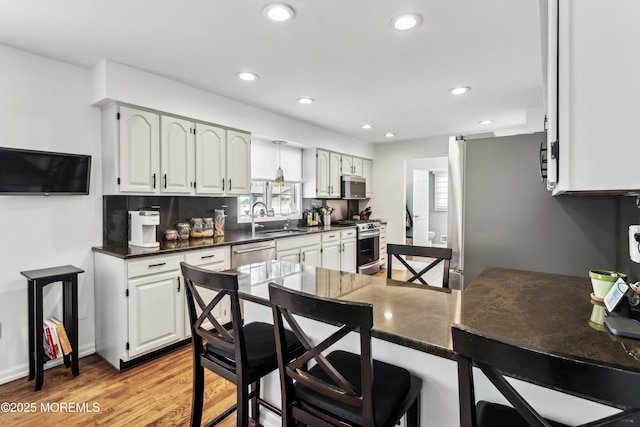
340;229;357;273
276;234;322;267
321;232;341;271
183;248;231;338
379;224;387;268
94;246;230;370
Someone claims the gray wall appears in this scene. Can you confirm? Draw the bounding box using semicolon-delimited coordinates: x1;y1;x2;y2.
463;132;617;285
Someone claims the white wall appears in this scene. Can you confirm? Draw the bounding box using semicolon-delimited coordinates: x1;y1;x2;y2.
91;60;374;159
0;44;102;383
371;136;449;246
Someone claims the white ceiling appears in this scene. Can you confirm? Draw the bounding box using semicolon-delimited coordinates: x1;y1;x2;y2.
0;0;544;144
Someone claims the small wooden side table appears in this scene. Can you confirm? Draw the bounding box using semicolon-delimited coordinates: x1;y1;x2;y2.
21;265;84;391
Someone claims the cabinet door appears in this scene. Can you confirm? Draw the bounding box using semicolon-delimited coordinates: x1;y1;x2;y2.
316;150;330;198
226;130;251;195
363;159;373;197
119;106;159;193
277;248;300;263
301;244;321;267
195;123;226;195
329;152;342;197
128;270;182;358
341;238;357;273
322;242;340;271
341;155;353;176
352;157;363;177
160;115;194;194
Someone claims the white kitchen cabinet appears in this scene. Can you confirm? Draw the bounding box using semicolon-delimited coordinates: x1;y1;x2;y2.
102;105;160;194
276;234;322;267
225;130;251;195
302;149;341;198
341;156;363;177
363;159;373;197
94;252;184;369
183;247;231;338
379;224;387;268
160;115;194;194
340;229;357;273
128;268;182;358
195;123;225;195
101;103;251;196
94;248;230;371
321;231;341;270
546;0;640;194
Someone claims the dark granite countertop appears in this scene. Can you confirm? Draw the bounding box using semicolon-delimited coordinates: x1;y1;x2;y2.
230;262;640;371
92;225;355;259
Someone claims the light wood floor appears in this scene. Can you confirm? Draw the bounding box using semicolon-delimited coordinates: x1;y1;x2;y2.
0;268;400;427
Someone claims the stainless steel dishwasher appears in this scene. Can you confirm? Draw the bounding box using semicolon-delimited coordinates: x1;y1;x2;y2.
231;240;277;267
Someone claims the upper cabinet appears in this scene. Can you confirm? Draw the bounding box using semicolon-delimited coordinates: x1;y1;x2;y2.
303;149;341;198
225;130;251;195
363;159;373;197
546;0;640;195
341;155;363;177
114;106;160;193
101;104;251;196
160;115;194;194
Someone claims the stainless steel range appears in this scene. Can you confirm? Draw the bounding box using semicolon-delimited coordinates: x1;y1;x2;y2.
336;220;380;275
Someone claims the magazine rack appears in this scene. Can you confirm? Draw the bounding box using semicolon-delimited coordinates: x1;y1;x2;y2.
21;265;83;391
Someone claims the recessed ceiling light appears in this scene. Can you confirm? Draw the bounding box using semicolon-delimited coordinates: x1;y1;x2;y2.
297;97;315;104
449;86;470;95
384;132;395;138
236;72;259;81
479;120;493;125
263;3;295;22
361;124;373;129
390;13;422;31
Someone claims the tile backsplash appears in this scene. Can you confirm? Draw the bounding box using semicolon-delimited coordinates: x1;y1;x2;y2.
103;196;238;246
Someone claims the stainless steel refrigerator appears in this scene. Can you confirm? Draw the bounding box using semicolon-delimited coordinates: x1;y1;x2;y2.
446;132;617;290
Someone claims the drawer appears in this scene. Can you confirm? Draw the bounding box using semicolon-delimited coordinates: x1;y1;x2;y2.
185;247;229;268
127;254;182;279
321;231;340;243
276;234;321;251
340;229;357;240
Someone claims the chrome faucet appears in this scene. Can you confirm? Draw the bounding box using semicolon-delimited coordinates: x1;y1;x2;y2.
251;201;268;236
284;217;290;230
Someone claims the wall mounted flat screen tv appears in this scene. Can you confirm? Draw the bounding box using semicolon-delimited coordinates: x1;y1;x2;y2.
0;147;91;195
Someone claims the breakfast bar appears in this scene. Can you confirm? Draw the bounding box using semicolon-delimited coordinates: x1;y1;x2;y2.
230;262;640;426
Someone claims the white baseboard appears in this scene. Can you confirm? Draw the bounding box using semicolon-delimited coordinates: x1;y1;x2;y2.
0;344;96;386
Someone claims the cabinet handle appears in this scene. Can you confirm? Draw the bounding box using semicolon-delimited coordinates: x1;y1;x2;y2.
148;262;166;268
302;252;305;262
341;244;344;252
222;179;225;191
152;173;156;189
200;255;215;259
177;276;181;292
163;174;167;189
228;179;231;190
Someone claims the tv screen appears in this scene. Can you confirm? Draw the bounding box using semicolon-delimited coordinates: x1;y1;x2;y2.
0;147;91;195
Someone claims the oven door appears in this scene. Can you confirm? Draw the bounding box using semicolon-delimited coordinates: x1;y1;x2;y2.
357;229;380;274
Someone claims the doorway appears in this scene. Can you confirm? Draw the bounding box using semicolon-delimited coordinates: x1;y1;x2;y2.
404;157;448;247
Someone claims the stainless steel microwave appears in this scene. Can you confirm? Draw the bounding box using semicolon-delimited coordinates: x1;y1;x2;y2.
341;175;366;199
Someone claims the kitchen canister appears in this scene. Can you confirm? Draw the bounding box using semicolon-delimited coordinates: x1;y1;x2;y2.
202;217;214;237
190;218;204;238
177;223;190;240
214;209;225;236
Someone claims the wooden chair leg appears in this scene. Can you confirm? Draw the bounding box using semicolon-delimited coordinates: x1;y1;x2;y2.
406;392;420;427
191;363;205;427
237;381;249;427
250;381;259;426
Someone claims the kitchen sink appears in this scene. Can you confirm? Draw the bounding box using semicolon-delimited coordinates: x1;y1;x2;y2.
258;228;308;235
